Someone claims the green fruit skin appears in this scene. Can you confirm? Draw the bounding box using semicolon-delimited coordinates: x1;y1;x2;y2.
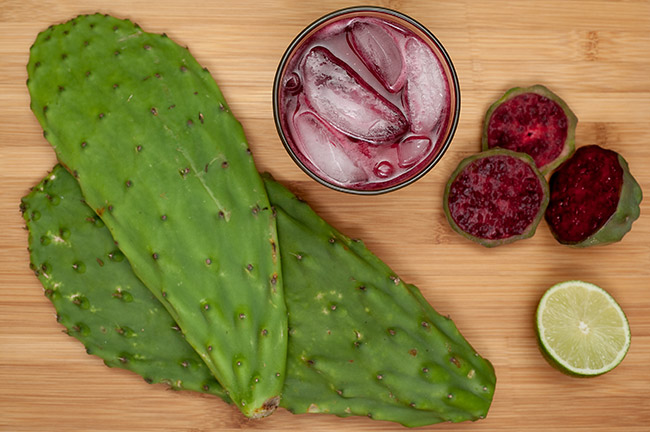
443;148;550;248
25;166;496;427
481;84;577;175
554;154;642;247
264;173;496;426
27;14;286;418
21;165;230;401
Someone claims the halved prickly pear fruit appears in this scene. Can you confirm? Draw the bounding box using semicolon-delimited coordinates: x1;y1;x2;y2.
544;145;642;247
443;149;549;247
482;85;577;175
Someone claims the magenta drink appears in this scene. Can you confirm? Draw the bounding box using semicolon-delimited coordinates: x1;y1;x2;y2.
274;7;459;194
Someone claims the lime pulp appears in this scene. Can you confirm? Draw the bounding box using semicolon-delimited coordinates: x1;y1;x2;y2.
535;280;630;376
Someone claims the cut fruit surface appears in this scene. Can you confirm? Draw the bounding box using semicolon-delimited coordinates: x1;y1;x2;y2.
545;145;642;247
443;149;549;247
535;280;630;377
482;85;577;174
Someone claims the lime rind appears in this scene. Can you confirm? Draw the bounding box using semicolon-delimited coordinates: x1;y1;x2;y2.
535;280;630;377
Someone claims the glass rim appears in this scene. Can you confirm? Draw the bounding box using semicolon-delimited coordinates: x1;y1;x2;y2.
272;5;461;195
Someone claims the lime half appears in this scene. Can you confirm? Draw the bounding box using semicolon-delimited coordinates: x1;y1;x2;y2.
535;280;630;377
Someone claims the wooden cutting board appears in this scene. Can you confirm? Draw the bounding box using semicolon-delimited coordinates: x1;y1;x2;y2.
1;1;649;430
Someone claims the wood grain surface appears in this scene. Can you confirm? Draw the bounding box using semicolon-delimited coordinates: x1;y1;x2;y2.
1;1;649;431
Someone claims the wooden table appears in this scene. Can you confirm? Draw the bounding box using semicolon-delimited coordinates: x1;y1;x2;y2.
1;1;649;430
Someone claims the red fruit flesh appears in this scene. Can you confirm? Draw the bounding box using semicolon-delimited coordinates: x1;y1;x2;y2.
448;154;546;240
545;145;624;243
487;93;568;170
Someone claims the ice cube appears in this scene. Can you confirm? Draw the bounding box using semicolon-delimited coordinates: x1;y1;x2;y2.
302;46;408;144
373;160;395;178
402;37;448;135
346;19;405;93
293;111;368;184
397;136;433;168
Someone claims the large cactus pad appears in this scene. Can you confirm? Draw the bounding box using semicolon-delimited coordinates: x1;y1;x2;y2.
21;165;230;402
27;14;287;417
265;173;495;425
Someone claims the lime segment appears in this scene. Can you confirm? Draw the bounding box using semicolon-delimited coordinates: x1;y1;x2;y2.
535;280;630;376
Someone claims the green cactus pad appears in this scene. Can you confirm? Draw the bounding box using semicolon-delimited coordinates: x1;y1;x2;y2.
545;145;642;247
264;173;496;426
25;166;496;427
27;14;286;418
443;149;549;247
21;165;229;402
482;85;577;175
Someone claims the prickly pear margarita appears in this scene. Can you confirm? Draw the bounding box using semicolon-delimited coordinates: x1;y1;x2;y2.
274;7;459;193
